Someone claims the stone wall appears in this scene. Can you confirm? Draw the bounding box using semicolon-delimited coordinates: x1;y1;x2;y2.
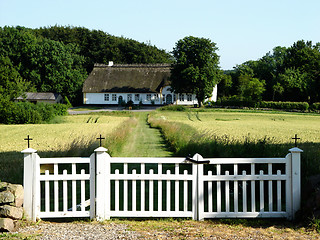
0;182;24;232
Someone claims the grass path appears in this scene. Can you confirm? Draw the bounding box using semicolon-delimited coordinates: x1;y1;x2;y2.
116;113;173;157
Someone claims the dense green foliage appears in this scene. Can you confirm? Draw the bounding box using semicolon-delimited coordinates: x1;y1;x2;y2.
0;102;68;124
219;41;320;103
170;36;221;106
209;99;311;111
33;26;173;72
0;26;173;107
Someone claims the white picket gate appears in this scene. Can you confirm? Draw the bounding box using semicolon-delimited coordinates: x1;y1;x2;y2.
22;147;302;221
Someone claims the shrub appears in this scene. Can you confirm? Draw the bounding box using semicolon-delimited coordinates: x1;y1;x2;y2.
0;100;69;124
258;101;309;111
311;102;320;111
208;96;257;108
158;104;188;111
53;103;69;116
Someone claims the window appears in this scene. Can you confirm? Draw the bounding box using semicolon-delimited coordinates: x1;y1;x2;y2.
104;94;109;101
173;94;176;102
187;94;192;101
154;94;159;101
135;94;140;101
112;94;117;101
179;94;184;101
147;94;151;101
127;94;132;102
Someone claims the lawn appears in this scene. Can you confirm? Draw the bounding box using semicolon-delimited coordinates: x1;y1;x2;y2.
152;110;320;144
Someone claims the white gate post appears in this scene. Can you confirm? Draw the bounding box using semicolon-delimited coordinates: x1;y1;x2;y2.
94;147;110;221
192;153;205;221
21;148;39;222
289;147;303;220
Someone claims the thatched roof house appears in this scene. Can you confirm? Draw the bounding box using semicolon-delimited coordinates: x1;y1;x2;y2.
83;63;171;94
82;62;217;105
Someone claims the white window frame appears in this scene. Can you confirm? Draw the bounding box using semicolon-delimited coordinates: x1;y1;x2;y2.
104;94;109;101
127;94;132;102
112;94;117;101
135;94;140;101
187;94;192;101
179;94;184;101
147;94;151;101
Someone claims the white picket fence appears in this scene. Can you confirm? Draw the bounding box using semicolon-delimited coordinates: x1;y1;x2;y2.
22;147;302;221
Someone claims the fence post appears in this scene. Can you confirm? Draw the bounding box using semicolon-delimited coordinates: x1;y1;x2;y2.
94;147;110;221
289;147;303;220
21;148;38;222
192;153;205;221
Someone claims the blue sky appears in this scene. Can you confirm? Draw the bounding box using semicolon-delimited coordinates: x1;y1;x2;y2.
1;0;319;70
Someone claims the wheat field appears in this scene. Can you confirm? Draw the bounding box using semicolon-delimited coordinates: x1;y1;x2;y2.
0;115;129;152
153;110;320;144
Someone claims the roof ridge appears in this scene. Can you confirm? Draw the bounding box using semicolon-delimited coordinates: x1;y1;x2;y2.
94;63;171;68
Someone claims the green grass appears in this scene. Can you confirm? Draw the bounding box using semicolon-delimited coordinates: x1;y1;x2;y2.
116;113;173;157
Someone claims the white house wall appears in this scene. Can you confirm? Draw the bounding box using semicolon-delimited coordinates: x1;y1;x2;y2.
83;85;217;105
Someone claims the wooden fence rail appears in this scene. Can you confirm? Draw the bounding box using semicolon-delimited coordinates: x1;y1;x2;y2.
22;147;302;221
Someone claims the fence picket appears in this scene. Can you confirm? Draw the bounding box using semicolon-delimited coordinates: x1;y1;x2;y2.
251;164;255;212
132;169;137;212
260;170;264;212
81;169;85;212
45;170;50;213
123;163;128;212
225;171;230;213
208;171;213;213
234;165;238;213
166;170;170;211
150;169;154;211
63;170;68;212
54;164;58;212
217;164;221;212
183;170;188;212
115;169;120;211
72;164;76;212
242;171;247;212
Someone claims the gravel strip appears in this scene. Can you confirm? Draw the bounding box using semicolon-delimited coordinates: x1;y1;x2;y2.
16;221;140;239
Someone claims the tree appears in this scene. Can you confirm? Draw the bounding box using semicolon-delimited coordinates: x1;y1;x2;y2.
170;36;221;106
237;74;266;101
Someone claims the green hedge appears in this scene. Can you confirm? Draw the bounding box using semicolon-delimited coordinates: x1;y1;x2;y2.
158;105;188;111
258;101;309;111
207;99;310;111
311;102;320;110
0;101;69;124
212;99;256;108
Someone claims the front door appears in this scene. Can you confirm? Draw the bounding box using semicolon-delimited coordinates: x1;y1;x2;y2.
166;94;173;104
118;96;123;105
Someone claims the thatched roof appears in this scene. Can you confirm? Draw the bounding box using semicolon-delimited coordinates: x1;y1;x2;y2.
16;92;61;101
83;63;171;93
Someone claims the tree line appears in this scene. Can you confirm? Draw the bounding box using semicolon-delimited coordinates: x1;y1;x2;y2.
0;26;172;106
218;40;320;103
1;25;319;110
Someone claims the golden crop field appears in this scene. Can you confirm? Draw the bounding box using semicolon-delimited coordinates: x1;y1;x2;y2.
153;110;320;144
0;115;129;153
